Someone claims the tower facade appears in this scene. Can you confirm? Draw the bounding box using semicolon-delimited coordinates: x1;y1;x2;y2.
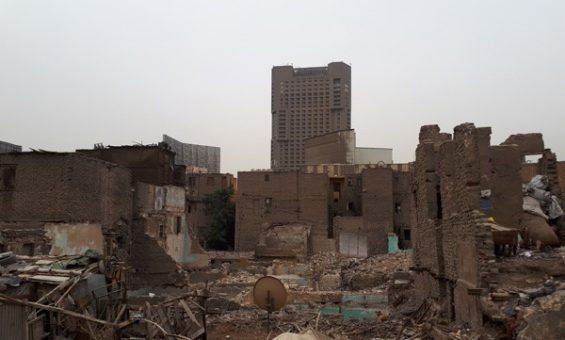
271;62;351;170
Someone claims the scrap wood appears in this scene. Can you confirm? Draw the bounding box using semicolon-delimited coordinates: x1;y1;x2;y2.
54;275;82;306
188;326;206;339
159;292;206;311
34;278;69;305
0;293;116;327
159;291;198;305
145;301;157;339
83;310;101;340
179;298;202;327
113;304;127;323
156;306;174;334
142;318;192;340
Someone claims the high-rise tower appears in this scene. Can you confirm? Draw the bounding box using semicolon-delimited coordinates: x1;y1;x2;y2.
271;62;351;171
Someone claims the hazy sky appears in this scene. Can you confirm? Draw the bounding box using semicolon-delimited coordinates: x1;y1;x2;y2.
1;1;564;174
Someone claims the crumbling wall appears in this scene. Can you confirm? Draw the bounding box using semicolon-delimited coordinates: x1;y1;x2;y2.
129;220;180;288
255;223;310;259
77;145;175;185
0;153;131;225
0;153;132;257
235;171;329;252
413;127;445;300
0;223;51;255
559;162;565;199
539;149;562;199
45;223;104;256
413;123;520;327
133;182;206;267
501;133;545;157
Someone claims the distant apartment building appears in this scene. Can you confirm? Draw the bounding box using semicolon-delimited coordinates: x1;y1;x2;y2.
271;62;351;171
0;140;22;153
163;134;221;173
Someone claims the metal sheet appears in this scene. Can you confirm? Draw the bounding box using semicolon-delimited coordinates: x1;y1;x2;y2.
0;303;27;340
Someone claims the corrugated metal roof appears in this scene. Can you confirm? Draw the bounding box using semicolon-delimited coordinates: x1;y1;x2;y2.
0;303;27;340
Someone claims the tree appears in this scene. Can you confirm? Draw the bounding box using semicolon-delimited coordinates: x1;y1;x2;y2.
202;187;235;250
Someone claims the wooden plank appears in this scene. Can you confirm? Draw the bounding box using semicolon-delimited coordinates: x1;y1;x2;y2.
179;299;201;328
113;305;127;323
145;302;156;340
0;294;116;327
156;306;174;334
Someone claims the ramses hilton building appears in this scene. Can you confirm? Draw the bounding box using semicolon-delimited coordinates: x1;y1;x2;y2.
270;62;351;171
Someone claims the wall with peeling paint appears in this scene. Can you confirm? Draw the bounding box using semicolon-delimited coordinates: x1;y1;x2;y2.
45;223;104;256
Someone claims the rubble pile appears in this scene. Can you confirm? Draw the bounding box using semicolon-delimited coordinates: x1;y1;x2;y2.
342;251;413;291
0;250;205;339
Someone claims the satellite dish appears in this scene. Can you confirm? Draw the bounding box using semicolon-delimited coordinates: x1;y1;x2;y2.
253;276;287;312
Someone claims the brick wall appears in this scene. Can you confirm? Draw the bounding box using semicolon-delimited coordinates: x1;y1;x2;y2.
362;167;393;254
0;152;132;256
186;173;234;242
0;153;131;226
235;171;328;252
413;123;516;326
77;145;175;185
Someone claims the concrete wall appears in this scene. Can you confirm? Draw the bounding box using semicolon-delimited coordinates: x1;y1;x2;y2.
45;223;104;256
354;147;393;165
235;171;329;252
304;130;355;165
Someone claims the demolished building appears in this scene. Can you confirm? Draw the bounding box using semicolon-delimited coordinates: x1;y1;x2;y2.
0;152;132;259
412;123;565;330
235;164;415;257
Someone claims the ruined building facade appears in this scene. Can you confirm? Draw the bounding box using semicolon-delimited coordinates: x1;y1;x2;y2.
412;123;563;327
0;152;132;258
235;165;413;257
271;62;351;171
235;171;331;253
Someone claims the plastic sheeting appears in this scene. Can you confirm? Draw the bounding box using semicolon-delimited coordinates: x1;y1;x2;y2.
524;175;563;220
